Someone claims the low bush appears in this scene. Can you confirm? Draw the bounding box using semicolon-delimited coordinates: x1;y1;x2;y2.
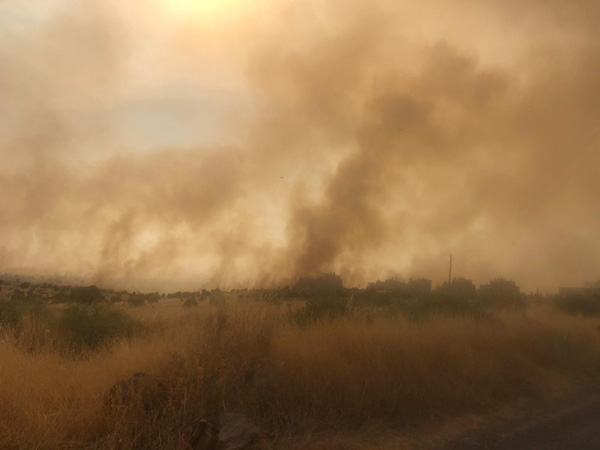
69;285;104;304
0;298;51;354
127;295;146;308
182;297;198;308
146;293;160;304
0;298;49;331
57;304;145;354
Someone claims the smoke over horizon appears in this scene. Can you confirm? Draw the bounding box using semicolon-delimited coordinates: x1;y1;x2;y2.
1;0;599;292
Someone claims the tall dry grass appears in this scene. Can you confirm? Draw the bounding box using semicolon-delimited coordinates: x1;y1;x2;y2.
0;299;600;449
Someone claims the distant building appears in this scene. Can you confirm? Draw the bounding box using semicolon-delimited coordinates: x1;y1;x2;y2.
559;281;600;297
443;277;476;297
366;277;432;296
558;287;589;297
408;278;432;295
293;273;343;295
366;278;406;293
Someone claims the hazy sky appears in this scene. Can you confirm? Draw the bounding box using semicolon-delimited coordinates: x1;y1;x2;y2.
1;0;599;292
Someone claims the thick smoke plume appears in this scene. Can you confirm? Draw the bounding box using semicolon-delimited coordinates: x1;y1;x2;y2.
1;0;599;291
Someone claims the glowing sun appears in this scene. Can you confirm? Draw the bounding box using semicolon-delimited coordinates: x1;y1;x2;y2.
161;0;247;20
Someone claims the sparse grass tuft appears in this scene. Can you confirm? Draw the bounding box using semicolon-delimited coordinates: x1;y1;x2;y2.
292;294;349;324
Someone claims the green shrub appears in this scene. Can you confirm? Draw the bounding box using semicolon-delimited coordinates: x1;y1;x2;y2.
209;288;225;306
183;297;198;308
0;299;51;353
0;301;21;329
57;304;145;354
0;298;49;330
68;286;104;304
127;295;146;308
146;293;160;304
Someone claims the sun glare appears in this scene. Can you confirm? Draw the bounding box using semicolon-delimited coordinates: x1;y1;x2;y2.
162;0;246;20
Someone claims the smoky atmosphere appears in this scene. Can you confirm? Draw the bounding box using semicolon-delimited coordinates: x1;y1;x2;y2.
2;0;599;293
3;3;600;449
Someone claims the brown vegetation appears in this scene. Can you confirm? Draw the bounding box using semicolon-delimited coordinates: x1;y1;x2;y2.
1;288;600;449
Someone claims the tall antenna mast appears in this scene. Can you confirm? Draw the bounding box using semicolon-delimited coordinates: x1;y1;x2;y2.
448;254;453;285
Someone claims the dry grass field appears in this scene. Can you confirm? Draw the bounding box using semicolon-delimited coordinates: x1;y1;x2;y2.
1;284;600;449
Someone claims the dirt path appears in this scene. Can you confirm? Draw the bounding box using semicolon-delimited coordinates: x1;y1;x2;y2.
439;392;600;450
290;388;600;450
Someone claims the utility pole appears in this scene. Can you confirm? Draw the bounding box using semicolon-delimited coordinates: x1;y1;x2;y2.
448;254;453;286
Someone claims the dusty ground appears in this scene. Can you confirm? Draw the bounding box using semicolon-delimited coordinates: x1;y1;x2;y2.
437;388;600;450
289;388;600;450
